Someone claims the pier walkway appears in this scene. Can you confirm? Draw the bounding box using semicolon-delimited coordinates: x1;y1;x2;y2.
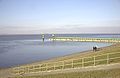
49;37;120;43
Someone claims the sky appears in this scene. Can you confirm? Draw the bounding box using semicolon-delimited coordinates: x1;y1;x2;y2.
0;0;120;34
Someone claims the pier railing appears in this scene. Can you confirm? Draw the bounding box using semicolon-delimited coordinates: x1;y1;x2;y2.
13;51;120;75
50;37;120;43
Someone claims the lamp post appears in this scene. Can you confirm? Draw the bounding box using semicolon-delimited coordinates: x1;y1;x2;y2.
42;34;45;42
52;34;55;41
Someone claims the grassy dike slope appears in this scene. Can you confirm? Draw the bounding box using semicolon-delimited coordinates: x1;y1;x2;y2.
10;43;120;78
15;68;120;78
28;43;120;66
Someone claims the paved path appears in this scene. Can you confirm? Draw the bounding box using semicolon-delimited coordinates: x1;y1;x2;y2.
24;63;120;77
1;63;120;78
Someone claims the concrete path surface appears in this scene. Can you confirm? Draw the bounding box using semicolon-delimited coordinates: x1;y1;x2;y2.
19;63;120;77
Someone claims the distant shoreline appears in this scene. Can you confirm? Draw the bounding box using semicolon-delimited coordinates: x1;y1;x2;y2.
0;33;120;36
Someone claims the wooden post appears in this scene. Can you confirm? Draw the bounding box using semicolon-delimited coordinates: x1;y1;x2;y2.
46;64;47;71
72;59;74;68
18;66;20;74
82;58;84;67
32;65;34;73
27;65;29;73
62;61;64;69
39;64;41;72
107;53;109;64
94;56;96;66
54;64;55;70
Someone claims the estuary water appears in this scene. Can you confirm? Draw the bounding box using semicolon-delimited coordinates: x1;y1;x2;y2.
0;34;120;68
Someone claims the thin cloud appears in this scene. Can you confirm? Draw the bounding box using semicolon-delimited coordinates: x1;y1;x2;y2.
1;26;120;34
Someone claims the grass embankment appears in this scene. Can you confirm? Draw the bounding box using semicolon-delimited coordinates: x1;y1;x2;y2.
14;43;120;74
13;68;120;78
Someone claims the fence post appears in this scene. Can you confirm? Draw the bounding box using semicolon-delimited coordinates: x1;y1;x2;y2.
54;64;55;70
94;56;96;66
107;53;109;64
62;61;64;69
33;65;35;73
46;64;47;71
72;59;74;68
39;64;41;72
27;65;29;73
82;58;84;67
18;66;20;74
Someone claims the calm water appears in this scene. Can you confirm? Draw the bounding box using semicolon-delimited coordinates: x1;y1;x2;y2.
0;34;120;68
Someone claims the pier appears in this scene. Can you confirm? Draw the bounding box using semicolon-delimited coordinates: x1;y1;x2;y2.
49;37;120;43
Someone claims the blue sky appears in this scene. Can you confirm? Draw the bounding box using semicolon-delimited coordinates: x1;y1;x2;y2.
0;0;120;34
